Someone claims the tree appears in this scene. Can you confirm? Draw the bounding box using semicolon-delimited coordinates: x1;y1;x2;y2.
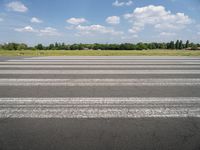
49;44;55;50
169;41;175;49
185;40;189;48
136;43;147;50
175;40;180;49
1;41;198;51
35;44;44;50
70;44;79;50
61;43;66;50
17;43;28;50
179;40;183;49
191;43;198;50
55;42;59;49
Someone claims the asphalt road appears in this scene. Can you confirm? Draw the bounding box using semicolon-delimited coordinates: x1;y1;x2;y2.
0;56;200;150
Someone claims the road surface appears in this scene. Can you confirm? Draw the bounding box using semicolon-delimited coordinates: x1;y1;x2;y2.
0;56;200;150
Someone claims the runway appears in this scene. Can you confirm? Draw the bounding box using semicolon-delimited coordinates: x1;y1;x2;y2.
0;56;200;150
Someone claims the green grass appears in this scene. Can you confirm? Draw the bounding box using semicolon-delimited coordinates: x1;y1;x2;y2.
0;50;200;56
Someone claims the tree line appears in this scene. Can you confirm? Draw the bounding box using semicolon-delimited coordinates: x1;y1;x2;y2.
0;40;200;50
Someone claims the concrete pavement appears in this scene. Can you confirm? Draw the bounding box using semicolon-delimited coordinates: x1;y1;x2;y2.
0;56;200;150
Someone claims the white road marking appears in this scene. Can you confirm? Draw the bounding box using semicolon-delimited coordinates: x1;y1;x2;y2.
1;62;200;65
1;65;200;69
1;70;200;74
0;97;200;118
8;59;200;62
0;79;200;86
25;56;200;60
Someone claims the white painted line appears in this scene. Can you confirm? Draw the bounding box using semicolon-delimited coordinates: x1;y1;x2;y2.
0;79;200;86
25;56;200;60
1;65;200;69
1;62;200;65
0;97;200;118
1;70;200;74
1;97;200;103
1;108;200;118
8;59;200;62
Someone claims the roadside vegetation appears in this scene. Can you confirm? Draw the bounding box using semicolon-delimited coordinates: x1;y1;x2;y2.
1;50;200;56
0;40;200;56
1;40;199;51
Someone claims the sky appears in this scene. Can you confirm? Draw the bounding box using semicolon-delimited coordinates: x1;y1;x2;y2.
0;0;200;45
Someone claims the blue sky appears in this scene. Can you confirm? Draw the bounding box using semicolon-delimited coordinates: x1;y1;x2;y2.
0;0;200;45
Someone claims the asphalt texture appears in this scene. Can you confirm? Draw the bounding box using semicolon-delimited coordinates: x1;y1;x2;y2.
0;56;200;150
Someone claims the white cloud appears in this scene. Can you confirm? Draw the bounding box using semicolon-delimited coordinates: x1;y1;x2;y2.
66;18;87;25
14;26;37;32
31;17;43;23
75;24;123;36
121;34;138;40
160;32;176;36
106;16;120;25
198;32;200;35
6;1;28;12
112;0;133;7
39;27;61;36
196;24;200;29
65;26;74;30
14;26;61;36
129;26;143;33
154;24;180;30
124;5;192;34
0;18;3;22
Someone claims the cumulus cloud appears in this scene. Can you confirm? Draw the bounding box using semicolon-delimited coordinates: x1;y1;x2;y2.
39;27;61;36
14;26;37;32
31;17;43;23
75;24;123;36
160;32;176;36
124;5;192;34
112;0;133;7
66;18;87;25
6;1;28;12
15;26;61;36
106;16;120;25
65;26;74;30
121;34;138;40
